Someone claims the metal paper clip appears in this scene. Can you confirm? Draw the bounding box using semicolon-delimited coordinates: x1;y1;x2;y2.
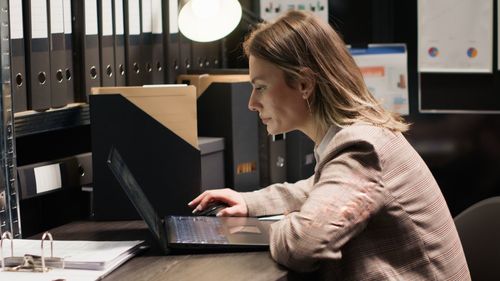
0;231;64;272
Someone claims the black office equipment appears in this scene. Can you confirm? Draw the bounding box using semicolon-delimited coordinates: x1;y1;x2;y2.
48;0;68;108
285;130;315;183
62;0;74;103
24;0;51;111
258;126;287;187
124;0;142;85
151;0;165;84
189;75;260;192
72;0;101;102
178;32;191;74
98;0;116;87
9;0;28;112
164;0;181;83
107;146;270;254
113;0;126;86
90;85;200;220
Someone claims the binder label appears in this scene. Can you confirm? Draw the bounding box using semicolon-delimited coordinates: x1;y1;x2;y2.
31;0;49;39
34;164;62;194
102;0;113;36
63;0;72;34
152;0;163;34
114;0;124;35
128;0;141;35
9;0;24;39
168;0;178;34
85;0;98;35
141;0;152;33
50;0;64;34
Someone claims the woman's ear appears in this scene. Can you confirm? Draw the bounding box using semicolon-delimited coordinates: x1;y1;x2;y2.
298;68;315;99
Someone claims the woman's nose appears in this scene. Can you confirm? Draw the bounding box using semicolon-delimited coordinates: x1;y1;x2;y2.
248;92;259;112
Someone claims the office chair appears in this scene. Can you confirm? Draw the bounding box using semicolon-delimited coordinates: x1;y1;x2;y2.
454;196;500;281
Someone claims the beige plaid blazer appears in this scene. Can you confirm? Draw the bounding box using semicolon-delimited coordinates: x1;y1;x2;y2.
241;124;470;280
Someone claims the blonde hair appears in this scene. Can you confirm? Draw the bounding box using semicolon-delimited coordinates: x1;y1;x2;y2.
243;10;409;133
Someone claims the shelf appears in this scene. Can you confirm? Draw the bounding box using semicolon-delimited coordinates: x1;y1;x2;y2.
14;103;90;137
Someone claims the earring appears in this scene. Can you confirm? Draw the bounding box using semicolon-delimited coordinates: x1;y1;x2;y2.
305;98;312;114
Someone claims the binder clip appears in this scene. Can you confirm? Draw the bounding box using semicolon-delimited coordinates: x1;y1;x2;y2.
1;231;64;272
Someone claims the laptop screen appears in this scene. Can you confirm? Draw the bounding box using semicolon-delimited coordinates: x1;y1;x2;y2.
107;146;169;253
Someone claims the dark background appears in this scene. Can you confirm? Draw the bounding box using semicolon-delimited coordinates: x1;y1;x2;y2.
225;0;500;216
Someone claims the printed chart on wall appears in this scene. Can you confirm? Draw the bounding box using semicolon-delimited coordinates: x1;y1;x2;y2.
418;0;493;73
350;44;409;115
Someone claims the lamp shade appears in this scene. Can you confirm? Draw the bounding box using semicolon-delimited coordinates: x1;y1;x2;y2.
178;0;242;42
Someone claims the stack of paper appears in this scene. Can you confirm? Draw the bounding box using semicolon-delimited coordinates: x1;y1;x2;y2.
0;239;144;281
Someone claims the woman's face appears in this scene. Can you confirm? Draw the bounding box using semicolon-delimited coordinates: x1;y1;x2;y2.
248;55;310;135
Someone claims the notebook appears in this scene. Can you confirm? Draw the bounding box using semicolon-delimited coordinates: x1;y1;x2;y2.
106;146;271;254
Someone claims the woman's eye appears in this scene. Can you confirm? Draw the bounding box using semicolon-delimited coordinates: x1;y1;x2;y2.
255;86;265;92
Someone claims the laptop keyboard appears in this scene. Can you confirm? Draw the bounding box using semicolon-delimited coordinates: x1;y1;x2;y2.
170;216;229;244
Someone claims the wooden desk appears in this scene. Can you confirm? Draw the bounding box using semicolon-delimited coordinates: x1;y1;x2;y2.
30;220;294;281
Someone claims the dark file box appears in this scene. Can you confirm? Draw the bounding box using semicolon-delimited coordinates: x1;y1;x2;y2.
17;152;92;200
89;87;200;220
113;0;127;86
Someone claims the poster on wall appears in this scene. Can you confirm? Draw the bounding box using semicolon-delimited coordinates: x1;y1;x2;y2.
350;44;409;116
259;0;328;23
418;0;493;73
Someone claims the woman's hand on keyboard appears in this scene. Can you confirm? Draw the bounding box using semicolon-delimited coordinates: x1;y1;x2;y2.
188;188;248;217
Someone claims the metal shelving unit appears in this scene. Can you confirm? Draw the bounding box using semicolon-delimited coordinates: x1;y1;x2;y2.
0;0;21;237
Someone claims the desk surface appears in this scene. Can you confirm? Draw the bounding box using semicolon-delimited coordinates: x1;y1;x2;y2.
30;220;292;281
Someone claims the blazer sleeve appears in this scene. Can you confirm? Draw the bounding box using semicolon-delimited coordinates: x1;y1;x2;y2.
269;140;386;272
241;175;316;217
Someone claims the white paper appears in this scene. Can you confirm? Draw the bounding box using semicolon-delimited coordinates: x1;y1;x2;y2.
168;0;178;34
85;0;98;35
128;0;141;35
63;0;72;34
141;0;152;33
152;0;163;34
30;0;48;39
34;163;62;194
102;0;113;36
418;0;493;73
351;44;409;115
9;0;24;39
50;0;64;34
114;0;124;35
0;240;143;281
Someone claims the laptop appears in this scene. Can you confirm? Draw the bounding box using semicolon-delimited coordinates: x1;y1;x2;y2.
106;146;271;254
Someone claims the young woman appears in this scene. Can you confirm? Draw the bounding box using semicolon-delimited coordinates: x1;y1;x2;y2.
189;10;470;280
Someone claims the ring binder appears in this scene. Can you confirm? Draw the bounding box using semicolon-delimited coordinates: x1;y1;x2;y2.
0;231;64;272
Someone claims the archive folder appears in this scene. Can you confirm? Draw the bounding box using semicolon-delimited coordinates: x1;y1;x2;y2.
73;0;101;102
25;0;51;111
49;0;68;108
151;0;165;84
98;0;116;86
113;0;126;86
179;74;260;191
62;0;74;103
140;0;152;84
124;0;142;85
9;0;28;112
90;85;200;220
164;0;180;83
191;41;221;70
